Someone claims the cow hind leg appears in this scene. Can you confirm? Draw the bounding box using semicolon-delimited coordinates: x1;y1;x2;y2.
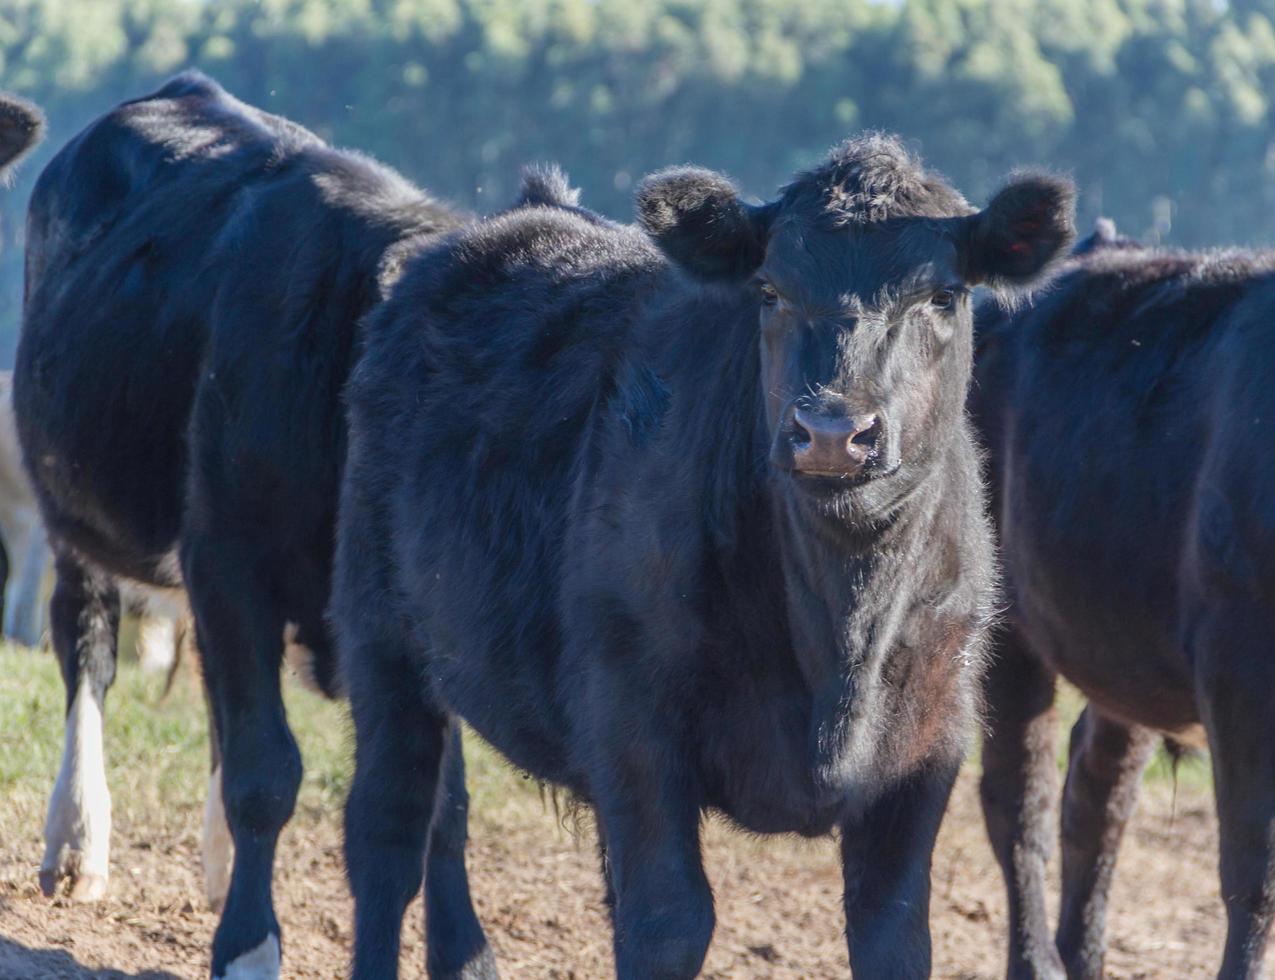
0;529;10;636
1196;608;1275;980
424;722;497;979
40;550;120;902
590;710;714;979
1054;707;1156;979
978;633;1065;980
344;636;450;979
9;518;49;647
201;668;233;914
184;535;299;980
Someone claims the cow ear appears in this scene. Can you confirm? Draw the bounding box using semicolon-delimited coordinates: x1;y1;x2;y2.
966;172;1075;290
0;94;45;180
636;167;772;282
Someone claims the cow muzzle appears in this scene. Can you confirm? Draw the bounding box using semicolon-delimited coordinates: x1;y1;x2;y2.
778;405;883;480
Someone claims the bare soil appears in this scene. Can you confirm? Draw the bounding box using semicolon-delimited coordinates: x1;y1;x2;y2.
0;764;1256;979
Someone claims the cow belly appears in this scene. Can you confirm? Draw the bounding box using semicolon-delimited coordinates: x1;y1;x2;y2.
1011;569;1200;734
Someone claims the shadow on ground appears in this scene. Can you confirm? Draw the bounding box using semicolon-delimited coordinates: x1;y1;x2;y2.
0;933;184;980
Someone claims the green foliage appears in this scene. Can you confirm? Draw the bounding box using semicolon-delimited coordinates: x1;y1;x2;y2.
2;0;1275;360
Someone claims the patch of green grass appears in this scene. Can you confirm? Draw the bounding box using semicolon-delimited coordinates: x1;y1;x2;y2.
0;645;548;843
0;645;1210;850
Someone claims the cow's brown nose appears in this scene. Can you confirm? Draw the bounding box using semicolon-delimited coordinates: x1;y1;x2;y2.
789;408;880;476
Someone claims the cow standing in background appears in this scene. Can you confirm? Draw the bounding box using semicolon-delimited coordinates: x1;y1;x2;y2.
16;73;492;980
334;139;1074;978
0;95;45;643
0;371;49;645
973;220;1275;979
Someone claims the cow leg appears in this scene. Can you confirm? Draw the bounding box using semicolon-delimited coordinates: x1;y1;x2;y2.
183;535;297;980
596;822;617;925
1197;611;1275;980
0;529;10;636
39;550;119;901
979;633;1065;980
840;754;960;978
592;732;714;980
423;722;497;979
1054;708;1155;979
345;636;449;979
201;666;234;914
136;609;179;673
9;518;49;647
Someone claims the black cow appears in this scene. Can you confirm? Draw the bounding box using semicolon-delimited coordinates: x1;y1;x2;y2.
973;220;1275;979
16;73;492;979
333;139;1075;978
0;93;45;639
0;92;43;182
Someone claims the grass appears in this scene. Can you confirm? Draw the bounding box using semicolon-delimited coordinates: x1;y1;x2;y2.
0;642;1210;848
0;641;549;846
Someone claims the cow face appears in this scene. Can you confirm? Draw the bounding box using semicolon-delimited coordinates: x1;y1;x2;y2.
637;137;1074;516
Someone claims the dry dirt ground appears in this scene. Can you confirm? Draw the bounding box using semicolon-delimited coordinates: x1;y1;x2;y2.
1;760;1259;978
0;645;1265;979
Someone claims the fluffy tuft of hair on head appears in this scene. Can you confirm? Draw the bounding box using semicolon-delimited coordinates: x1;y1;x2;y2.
516;163;582;209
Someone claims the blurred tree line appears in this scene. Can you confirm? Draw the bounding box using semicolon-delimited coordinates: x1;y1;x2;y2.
3;0;1275;357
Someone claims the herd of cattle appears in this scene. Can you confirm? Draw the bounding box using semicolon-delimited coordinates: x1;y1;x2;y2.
0;71;1270;980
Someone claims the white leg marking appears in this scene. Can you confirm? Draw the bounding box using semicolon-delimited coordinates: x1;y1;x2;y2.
40;681;111;899
214;934;281;980
202;764;234;912
136;612;178;673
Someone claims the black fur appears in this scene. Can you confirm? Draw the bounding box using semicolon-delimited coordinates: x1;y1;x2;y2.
15;72;492;979
965;171;1075;293
973;237;1275;978
515;162;581;209
635;166;770;281
335;134;1075;978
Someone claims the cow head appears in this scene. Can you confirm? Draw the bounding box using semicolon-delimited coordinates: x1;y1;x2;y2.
637;135;1074;518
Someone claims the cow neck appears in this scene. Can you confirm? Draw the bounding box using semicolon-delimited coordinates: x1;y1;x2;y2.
770;460;945;693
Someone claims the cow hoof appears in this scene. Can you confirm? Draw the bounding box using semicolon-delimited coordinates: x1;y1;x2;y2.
39;867;108;901
214;934;280;980
434;944;499;980
68;872;108;902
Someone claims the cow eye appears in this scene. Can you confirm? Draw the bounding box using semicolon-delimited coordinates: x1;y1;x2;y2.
758;281;779;307
930;287;958;310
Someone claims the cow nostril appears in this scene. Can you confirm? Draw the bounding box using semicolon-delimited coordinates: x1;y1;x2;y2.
790;417;812;447
850;416;880;449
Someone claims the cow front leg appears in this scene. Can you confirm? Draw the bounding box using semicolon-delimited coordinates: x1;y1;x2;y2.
979;632;1065;980
1197;607;1275;980
841;754;960;979
183;534;297;980
1054;708;1155;979
40;550;120;902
